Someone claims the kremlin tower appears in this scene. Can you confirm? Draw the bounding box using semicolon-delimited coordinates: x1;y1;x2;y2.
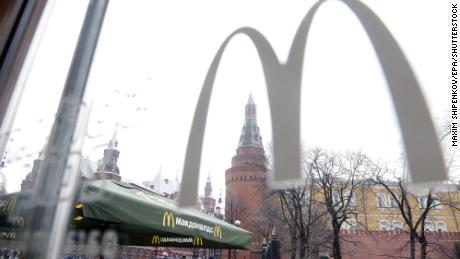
225;94;267;257
201;173;217;215
94;131;121;181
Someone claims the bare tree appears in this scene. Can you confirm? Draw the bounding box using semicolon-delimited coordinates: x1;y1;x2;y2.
259;146;329;259
276;176;329;259
370;169;454;259
225;195;246;224
250;197;279;242
308;149;371;259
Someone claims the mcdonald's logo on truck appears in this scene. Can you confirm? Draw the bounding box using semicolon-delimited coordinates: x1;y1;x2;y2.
163;212;175;228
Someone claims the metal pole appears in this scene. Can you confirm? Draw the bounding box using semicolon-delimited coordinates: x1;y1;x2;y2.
0;0;53;179
21;0;109;258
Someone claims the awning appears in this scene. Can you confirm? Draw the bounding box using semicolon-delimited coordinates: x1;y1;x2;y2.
0;180;252;249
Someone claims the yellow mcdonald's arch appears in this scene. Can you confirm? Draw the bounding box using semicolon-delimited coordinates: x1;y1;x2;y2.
193;236;203;246
162;212;175;228
213;225;222;239
3;232;16;240
1;195;16;212
178;0;447;207
11;216;24;227
152;235;161;245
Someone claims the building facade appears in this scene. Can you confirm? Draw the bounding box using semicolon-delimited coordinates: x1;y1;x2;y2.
20;130;122;192
281;181;460;258
339;184;460;233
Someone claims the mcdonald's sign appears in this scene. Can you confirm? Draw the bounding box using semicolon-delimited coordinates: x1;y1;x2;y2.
11;216;24;227
178;0;447;208
1;195;16;212
0;231;16;240
193;236;203;246
213;225;222;239
152;235;161;245
162;212;175;228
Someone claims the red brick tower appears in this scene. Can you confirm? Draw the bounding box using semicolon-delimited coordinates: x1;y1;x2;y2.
201;173;216;214
225;94;267;256
94;131;121;181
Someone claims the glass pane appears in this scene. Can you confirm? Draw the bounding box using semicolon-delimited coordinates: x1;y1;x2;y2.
0;1;455;259
0;0;89;257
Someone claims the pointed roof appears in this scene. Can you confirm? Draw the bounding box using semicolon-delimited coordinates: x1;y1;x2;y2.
247;93;255;105
238;94;263;148
108;129;118;149
150;168;179;195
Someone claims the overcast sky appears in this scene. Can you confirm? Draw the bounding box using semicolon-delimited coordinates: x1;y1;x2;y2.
2;0;456;200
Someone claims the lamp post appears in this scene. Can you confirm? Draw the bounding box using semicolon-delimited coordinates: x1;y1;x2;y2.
227;219;240;259
261;239;268;259
233;220;241;259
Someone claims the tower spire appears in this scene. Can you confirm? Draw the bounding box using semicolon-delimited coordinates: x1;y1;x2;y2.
108;128;118;149
205;170;212;198
238;94;263;148
94;129;121;181
245;94;256;119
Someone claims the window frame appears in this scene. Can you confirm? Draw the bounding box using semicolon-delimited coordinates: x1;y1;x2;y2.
379;220;391;231
435;221;447;232
424;221;434;232
376;192;387;208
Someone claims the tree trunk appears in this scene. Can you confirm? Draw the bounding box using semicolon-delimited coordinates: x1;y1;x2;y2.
410;233;416;259
299;232;307;259
290;235;297;259
420;236;428;259
332;228;342;259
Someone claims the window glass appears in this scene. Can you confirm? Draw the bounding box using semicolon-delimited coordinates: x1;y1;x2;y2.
432;195;442;210
425;221;434;232
379;220;390;231
418;197;427;209
392;221;402;231
342;219;358;231
436;221;447;232
345;191;356;207
0;1;452;259
376;193;387;208
332;192;341;206
388;195;398;208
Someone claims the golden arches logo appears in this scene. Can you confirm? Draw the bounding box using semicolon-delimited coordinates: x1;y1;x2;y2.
193;236;203;246
163;212;175;228
213;225;222;239
5;232;15;240
11;216;24;228
1;195;16;212
152;235;161;245
177;0;447;208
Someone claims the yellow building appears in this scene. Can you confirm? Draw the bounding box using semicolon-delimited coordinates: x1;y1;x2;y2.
339;183;460;233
